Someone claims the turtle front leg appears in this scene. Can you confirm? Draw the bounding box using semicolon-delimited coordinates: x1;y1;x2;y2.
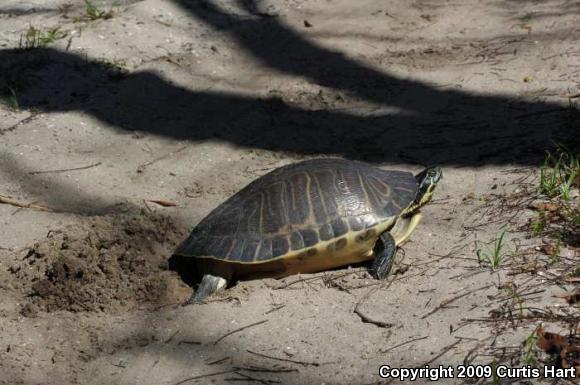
370;232;397;280
188;274;228;304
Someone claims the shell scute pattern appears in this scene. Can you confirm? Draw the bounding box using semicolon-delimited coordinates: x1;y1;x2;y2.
318;223;334;241
175;159;418;262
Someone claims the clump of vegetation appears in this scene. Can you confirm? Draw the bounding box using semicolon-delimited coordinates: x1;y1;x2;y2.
18;26;68;50
477;230;511;269
490;282;526;320
530;212;545;237
78;0;115;21
5;87;19;111
529;145;579;247
505;284;525;316
567;204;580;228
95;58;129;80
539;146;579;201
522;328;539;366
475;145;578;381
490;361;501;385
0;56;40;111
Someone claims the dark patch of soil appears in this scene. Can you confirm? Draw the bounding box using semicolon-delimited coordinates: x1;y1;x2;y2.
10;209;191;314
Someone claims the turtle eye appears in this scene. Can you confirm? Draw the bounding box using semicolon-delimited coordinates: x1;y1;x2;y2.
428;167;442;182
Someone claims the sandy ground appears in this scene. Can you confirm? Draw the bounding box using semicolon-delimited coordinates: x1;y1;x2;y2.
0;0;578;384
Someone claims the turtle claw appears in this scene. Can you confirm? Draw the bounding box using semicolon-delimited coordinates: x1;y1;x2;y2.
186;274;228;304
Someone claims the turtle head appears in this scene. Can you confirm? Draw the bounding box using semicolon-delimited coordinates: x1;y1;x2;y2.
413;166;442;209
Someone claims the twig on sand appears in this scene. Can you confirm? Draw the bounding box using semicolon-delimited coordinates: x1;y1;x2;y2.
213;320;268;345
274;269;368;290
354;284;395;328
421;284;493;319
449;269;487;280
147;199;177;207
369;340;462;385
265;304;285;314
173;370;237;385
0;195;49;211
0;113;39;135
462;336;494;365
233;366;297;373
246;349;323;367
28;162;102;175
354;303;394;328
136;145;188;173
206;356;231;366
415;242;471;266
164;329;180;343
380;336;429;353
229;371;281;384
424;339;462;365
273;275;322;289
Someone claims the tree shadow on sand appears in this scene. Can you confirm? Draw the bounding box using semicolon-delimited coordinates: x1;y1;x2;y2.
0;0;578;168
0;47;576;169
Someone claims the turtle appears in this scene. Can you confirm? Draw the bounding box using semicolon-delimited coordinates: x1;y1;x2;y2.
174;158;442;303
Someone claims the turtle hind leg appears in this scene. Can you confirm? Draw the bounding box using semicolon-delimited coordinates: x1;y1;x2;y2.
188;274;228;304
370;232;397;280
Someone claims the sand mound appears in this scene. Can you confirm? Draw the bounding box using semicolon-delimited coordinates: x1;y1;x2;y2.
10;210;190;315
